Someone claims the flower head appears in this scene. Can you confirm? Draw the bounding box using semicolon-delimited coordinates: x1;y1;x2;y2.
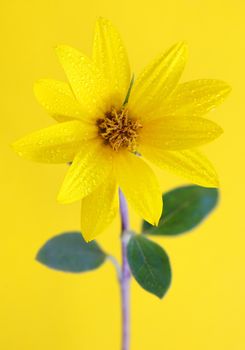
13;18;230;241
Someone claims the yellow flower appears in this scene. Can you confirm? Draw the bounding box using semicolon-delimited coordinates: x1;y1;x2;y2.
12;18;230;241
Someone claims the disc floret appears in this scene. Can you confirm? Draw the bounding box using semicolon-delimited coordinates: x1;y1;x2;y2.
97;107;142;151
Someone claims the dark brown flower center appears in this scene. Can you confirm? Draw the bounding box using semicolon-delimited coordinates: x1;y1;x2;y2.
97;107;142;151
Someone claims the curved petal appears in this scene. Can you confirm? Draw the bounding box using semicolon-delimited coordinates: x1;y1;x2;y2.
158;79;231;117
114;151;162;225
139;116;223;150
55;45;109;120
93;17;131;108
140;144;219;187
34;79;86;122
12;121;95;163
128;42;187;120
58;140;113;204
81;175;119;242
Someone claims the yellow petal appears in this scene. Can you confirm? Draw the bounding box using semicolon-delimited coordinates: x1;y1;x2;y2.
128;42;187;119
114;151;162;225
34;79;86;122
139;116;223;150
81;176;118;242
12;121;95;163
58;140;113;203
140;145;219;187
158;79;231;117
93;17;131;108
55;45;108;120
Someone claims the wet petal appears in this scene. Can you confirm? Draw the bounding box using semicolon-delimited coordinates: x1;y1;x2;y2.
58;140;113;203
114;151;162;225
55;45;109;120
34;79;86;122
158;79;231;117
81;176;119;241
140;145;219;187
12;121;95;163
139;116;223;150
93;17;131;108
129;42;187;119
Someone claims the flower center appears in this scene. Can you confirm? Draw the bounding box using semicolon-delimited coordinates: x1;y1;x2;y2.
97;107;142;151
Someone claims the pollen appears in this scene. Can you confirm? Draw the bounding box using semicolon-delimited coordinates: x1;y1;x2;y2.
97;107;142;151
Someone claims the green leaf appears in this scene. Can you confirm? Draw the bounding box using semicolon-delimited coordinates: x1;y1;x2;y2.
123;74;134;105
143;185;219;236
36;232;106;273
127;235;171;298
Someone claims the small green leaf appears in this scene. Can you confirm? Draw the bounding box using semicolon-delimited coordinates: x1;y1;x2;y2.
123;74;134;106
143;185;219;236
127;235;171;298
36;232;106;273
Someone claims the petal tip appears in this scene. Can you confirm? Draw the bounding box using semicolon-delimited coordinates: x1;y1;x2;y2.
81;232;93;243
223;83;232;97
149;201;163;227
216;124;224;137
54;44;63;51
57;191;72;205
54;45;61;53
96;16;109;25
207;119;224;140
33;79;44;98
81;219;100;242
57;196;65;204
175;41;188;56
216;80;232;98
167;41;188;59
200;173;220;189
11;141;19;154
153;219;159;227
147;215;161;227
95;17;115;34
155;210;162;227
211;176;220;188
178;40;188;49
81;230;96;243
54;44;70;56
11;139;24;156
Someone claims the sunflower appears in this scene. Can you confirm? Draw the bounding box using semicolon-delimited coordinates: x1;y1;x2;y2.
13;18;230;241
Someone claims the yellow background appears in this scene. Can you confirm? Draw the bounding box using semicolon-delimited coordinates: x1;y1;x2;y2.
1;0;244;349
